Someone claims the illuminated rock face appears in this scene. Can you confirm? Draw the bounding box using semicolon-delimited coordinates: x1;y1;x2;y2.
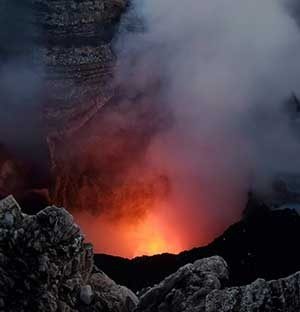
0;0;130;209
0;1;163;250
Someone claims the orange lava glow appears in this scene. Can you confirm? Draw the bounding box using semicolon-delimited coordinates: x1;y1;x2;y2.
128;209;182;257
69;112;243;258
74;200;183;258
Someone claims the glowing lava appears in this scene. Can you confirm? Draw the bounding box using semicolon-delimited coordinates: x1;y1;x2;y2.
69;111;242;258
75;200;183;258
129;210;182;257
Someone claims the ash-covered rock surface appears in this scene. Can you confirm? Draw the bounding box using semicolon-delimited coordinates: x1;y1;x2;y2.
135;254;300;312
0;195;138;312
135;256;229;312
206;272;300;312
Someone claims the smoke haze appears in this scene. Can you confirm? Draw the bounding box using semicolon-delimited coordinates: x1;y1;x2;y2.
107;0;300;252
2;1;300;257
0;2;47;195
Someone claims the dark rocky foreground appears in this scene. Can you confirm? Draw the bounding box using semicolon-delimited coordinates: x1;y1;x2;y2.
136;256;300;312
1;195;300;311
0;196;138;312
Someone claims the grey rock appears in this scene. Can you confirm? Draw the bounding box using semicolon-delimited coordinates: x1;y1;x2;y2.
3;212;14;227
206;272;300;312
0;196;22;228
135;255;300;312
135;256;229;312
91;270;139;312
0;196;138;312
80;285;94;305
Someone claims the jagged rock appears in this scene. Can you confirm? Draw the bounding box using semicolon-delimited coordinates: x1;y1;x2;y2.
135;256;229;312
134;253;300;312
0;195;22;228
0;195;138;312
206;272;300;312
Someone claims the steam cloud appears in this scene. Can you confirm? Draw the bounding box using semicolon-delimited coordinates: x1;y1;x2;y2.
2;1;300;256
112;0;300;248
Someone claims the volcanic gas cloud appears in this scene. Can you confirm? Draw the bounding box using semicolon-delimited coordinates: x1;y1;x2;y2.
72;106;247;258
73;0;300;258
3;0;300;259
62;74;246;258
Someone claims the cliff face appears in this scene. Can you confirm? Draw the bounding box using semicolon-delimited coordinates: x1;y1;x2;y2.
36;0;128;133
0;0;131;209
1;0;127;129
37;1;129;210
0;0;158;215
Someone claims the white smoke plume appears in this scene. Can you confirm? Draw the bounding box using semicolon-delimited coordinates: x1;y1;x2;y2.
113;0;300;247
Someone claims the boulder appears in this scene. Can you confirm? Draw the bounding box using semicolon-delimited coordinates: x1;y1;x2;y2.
0;195;138;312
135;256;229;312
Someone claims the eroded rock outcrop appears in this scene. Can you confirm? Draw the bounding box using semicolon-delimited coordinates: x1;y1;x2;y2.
0;195;137;312
135;256;229;312
135;254;300;312
206;273;300;312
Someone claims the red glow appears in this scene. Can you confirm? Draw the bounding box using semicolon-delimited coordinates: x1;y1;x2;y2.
71;132;244;258
63;98;244;258
74;198;184;258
